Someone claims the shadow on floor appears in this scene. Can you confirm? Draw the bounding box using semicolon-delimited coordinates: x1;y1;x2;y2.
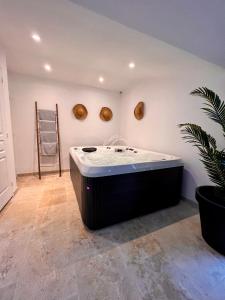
91;199;198;246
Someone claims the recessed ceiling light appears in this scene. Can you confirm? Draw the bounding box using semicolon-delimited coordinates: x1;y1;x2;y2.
99;76;104;83
31;33;41;43
44;64;52;72
129;62;135;69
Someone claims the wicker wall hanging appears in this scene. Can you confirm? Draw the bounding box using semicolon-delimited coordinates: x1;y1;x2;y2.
134;101;144;120
72;104;88;120
100;107;113;121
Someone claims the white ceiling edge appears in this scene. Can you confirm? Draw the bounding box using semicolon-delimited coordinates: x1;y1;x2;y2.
8;70;121;96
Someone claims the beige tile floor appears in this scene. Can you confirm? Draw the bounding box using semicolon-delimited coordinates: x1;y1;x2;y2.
0;172;225;300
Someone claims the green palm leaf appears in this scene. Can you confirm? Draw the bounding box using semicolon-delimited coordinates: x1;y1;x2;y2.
190;87;225;134
179;122;225;190
199;149;225;189
179;123;217;149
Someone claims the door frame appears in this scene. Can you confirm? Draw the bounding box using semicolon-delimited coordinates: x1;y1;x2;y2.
0;63;16;210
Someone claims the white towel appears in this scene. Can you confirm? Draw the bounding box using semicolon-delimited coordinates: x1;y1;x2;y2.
38;110;56;121
39;120;56;132
41;143;57;156
40;132;57;143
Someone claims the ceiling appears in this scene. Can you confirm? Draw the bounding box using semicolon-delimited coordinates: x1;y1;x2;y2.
0;0;224;92
72;0;225;68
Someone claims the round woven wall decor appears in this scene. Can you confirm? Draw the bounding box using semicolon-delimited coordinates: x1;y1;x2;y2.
72;104;88;120
134;101;144;120
100;107;113;121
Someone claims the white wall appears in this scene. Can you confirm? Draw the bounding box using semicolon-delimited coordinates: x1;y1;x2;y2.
0;46;16;192
8;57;225;201
120;62;225;201
9;73;120;174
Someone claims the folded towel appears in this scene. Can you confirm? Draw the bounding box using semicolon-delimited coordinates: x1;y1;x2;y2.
41;143;57;156
40;132;57;143
38;110;56;121
40;155;57;165
39;120;56;132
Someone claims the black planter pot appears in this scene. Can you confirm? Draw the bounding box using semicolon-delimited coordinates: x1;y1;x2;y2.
196;186;225;255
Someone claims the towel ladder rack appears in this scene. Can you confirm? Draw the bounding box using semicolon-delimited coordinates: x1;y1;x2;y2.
35;101;62;179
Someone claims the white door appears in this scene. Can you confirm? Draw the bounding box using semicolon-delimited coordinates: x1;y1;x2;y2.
0;67;12;210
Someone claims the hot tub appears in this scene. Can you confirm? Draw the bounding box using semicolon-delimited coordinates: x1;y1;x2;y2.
70;146;183;229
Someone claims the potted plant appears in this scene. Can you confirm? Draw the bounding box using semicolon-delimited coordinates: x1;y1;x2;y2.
179;87;225;255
